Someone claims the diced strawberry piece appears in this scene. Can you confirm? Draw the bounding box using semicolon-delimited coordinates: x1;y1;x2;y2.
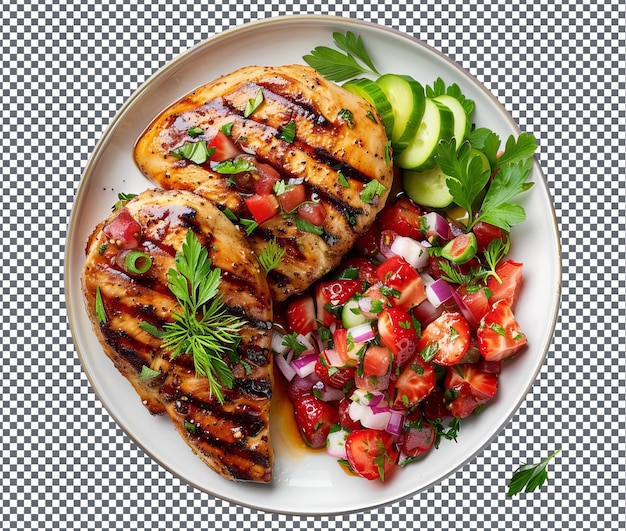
389;354;436;410
376;255;427;312
286;294;317;336
377;307;419;368
315;279;362;327
445;363;498;401
446;382;479;418
417;311;471;366
345;429;399;481
293;395;339;448
477;300;527;361
315;351;356;389
362;346;392;378
486;260;523;307
338;397;361;431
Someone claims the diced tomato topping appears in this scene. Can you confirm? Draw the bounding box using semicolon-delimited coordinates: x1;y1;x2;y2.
418;311;471;366
377;307;419;368
103;208;142;250
345;429;399;481
389;354;436;410
244;193;279;224
486;260;523;307
207;131;243;162
477;300;527;361
298;202;327;227
276;183;306;213
377;255;427;312
253;162;281;196
293;395;339;448
377;196;423;240
355;224;381;256
286;294;317;336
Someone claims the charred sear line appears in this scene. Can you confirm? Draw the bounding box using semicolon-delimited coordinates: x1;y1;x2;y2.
308;183;363;228
231;378;272;400
311;147;374;184
249;81;333;129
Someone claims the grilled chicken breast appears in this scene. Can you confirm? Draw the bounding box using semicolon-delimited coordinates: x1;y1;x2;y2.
82;188;274;482
134;64;393;302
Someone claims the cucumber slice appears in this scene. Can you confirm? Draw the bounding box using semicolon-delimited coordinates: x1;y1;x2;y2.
440;232;478;264
343;78;395;139
395;98;455;171
342;299;367;329
375;74;425;156
434;94;470;146
402;165;454;208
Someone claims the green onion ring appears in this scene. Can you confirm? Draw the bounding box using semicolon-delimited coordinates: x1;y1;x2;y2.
125;251;152;274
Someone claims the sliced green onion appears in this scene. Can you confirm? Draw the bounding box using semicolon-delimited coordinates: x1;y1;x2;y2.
125;251;152;274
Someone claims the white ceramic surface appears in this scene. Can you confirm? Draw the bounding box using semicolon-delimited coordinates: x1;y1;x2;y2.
65;15;561;515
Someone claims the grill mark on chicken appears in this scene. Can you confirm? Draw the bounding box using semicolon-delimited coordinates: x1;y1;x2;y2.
82;189;273;482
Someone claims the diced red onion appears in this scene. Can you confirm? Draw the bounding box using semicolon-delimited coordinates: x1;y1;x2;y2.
296;333;315;352
271;331;289;355
367;392;385;408
275;353;296;381
347;323;375;343
323;348;344;367
326;427;349;459
314;382;345;402
386;409;405;435
390;236;429;270
422;274;454;307
360;405;392;431
450;288;480;329
290;352;318;378
422;212;453;241
350;389;384;406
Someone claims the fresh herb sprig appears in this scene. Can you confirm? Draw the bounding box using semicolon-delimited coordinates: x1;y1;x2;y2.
507;448;561;496
160;231;246;403
437;132;537;232
258;239;286;275
303;31;380;82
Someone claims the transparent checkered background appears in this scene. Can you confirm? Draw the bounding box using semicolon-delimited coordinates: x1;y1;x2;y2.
2;0;624;529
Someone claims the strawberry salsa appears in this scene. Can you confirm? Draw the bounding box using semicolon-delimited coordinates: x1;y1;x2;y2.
272;193;529;482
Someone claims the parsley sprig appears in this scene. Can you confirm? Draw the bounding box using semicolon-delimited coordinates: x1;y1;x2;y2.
160;231;246;403
303;31;380;82
437;132;537;232
507;448;561;496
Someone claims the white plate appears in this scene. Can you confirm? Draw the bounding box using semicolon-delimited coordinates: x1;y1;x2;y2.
66;15;561;515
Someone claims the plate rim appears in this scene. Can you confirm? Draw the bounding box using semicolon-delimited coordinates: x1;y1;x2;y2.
65;13;562;515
